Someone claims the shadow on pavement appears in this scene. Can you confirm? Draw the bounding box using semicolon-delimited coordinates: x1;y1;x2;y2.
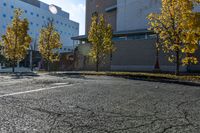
123;76;200;87
49;73;87;80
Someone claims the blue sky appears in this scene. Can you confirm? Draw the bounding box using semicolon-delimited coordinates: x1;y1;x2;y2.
40;0;86;35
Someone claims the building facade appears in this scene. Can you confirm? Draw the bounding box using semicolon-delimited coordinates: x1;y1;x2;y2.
73;0;200;72
0;0;79;53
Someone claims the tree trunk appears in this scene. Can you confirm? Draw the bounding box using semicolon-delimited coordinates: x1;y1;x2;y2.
47;61;50;72
154;48;160;71
96;46;100;72
96;56;99;72
175;50;180;76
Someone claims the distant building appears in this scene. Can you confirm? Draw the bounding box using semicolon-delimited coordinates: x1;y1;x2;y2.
72;0;200;72
0;0;79;53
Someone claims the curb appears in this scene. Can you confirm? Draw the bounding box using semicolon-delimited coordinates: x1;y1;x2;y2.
50;72;200;87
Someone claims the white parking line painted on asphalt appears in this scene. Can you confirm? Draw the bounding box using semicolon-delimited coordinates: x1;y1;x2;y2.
0;84;73;98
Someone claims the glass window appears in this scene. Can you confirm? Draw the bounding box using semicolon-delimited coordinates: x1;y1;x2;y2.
147;34;157;39
31;12;34;15
127;34;146;40
3;3;6;6
3;14;6;18
11;5;14;8
113;36;127;41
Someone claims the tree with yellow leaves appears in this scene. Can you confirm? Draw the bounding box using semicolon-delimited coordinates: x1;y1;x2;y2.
88;14;115;72
38;20;62;71
1;9;32;73
148;0;200;75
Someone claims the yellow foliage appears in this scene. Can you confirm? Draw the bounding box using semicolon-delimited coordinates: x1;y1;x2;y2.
38;21;62;63
1;9;31;63
148;0;200;66
88;14;115;63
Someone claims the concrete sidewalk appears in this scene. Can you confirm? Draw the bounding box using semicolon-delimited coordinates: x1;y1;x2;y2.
0;67;33;73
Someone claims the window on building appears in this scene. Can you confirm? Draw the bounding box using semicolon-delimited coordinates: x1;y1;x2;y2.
147;34;157;39
113;34;149;41
37;14;39;17
127;34;146;40
3;3;6;6
11;5;14;9
113;36;127;41
31;12;34;15
25;10;27;13
10;16;13;19
3;14;6;18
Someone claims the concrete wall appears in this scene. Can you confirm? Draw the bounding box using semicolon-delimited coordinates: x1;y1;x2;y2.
74;43;111;71
86;0;117;34
75;39;188;72
111;39;186;72
117;0;161;31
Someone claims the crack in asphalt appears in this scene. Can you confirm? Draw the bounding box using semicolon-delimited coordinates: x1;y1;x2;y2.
0;75;200;132
0;94;199;133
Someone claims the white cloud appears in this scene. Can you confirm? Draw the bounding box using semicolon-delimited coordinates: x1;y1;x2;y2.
65;3;86;35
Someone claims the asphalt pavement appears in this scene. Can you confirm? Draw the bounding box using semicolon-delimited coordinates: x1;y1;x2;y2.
0;74;199;133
